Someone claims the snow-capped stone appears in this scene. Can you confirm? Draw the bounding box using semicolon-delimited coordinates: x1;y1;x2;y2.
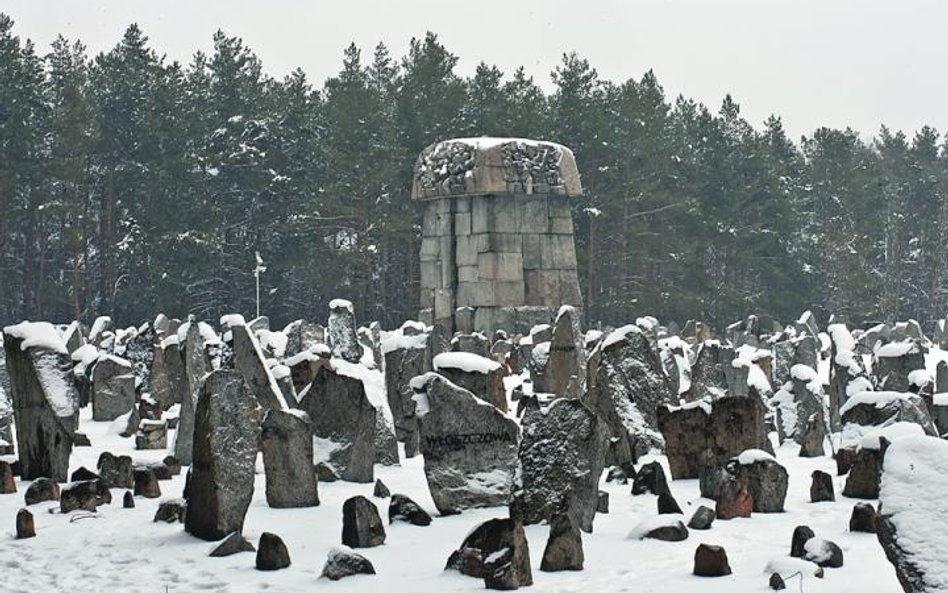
261;408;318;508
412;373;519;514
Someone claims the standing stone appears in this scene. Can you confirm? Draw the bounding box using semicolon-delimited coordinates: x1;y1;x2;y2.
446;517;533;589
584;324;673;464
540;512;583;572
328;299;362;363
658;490;683;515
841;391;935;435
185;369;259;541
790;525;815;558
24;477;60;505
716;474;753;520
0;460;15;493
549;306;585;398
433;352;507;412
842;446;885;499
373;479;390;498
91;355;136;421
341;495;386;547
97;452;133;488
693;543;732;577
850;502;877;533
16;508;35;538
382;322;430;457
3;322;78;482
175;318;209;466
596;491;609;514
136;419;168;450
261;409;318;508
483;519;533;590
688;506;716;530
734;453;789;513
873;341;926;392
631;461;669;495
689;341;732;400
133;468;161;498
799;412;828;457
412;373;519;514
810;470;835;503
154;499;187;523
123;491;135;508
209;531;255;557
256;532;291;570
231;322;287;411
514;398;608;532
298;362;376;483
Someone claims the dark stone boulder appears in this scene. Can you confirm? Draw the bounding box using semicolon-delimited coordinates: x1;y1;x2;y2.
446;517;533;589
373;479;390;498
154;498;187;523
24;477;60;505
256;532;291;571
184;369;259;541
842;446;884;499
716;475;752;520
412;373;519;514
3;323;79;482
644;520;689;542
694;543;732;577
91;355;135;421
133;468;161;498
631;461;668;496
231;322;287;411
688;505;715;530
388;494;431;526
60;479;110;512
16;508;34;538
70;467;99;482
298;362;376;483
321;546;376;580
0;460;15;494
810;470;835;503
657;490;683;515
514;398;608;532
596;490;609;514
328;300;362;363
734;453;788;513
122;491;134;508
261;409;318;508
803;538;844;568
849;503;877;533
540;512;583;572
799;412;828;457
790;525;815;558
342;495;386;548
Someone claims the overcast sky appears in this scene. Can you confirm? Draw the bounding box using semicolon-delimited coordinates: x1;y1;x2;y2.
5;0;946;140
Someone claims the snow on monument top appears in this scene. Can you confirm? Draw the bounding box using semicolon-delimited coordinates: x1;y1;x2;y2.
411;137;583;200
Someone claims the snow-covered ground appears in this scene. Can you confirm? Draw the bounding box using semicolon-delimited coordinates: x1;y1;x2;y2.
0;404;900;593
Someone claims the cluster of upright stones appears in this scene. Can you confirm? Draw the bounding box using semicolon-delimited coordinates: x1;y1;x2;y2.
413;138;584;335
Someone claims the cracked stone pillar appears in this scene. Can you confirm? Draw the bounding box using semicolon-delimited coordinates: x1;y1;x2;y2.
413;138;584;335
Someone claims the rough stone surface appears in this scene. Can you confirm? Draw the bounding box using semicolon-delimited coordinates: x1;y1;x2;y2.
799;412;828;457
299;362;376;483
185;369;259;541
133;468;161;498
446;517;533;589
154;498;186;523
849;502;877;533
0;460;16;493
60;479;110;512
321;547;376;580
433;352;507;412
328;302;362;364
388;493;432;526
735;456;788;513
790;525;815;558
261;409;318;508
803;538;844;568
657;490;683;515
514;398;608;532
175;319;209;466
135;419;168;450
413;373;519;514
373;479;390;498
693;543;732;577
688;505;716;530
123;491;134;508
540;512;583;572
3;326;78;482
256;532;291;571
231;323;286;411
842;447;884;499
810;470;835;503
716;474;753;520
631;461;669;496
97;452;133;489
689;341;732;400
549;306;585;398
341;495;386;548
585;325;673;464
16;508;34;538
91;355;136;421
644;520;689;542
841;392;936;436
873;341;925;392
383;329;430;457
24;477;60;505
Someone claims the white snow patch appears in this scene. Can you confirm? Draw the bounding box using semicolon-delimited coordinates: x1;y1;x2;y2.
840;391;918;416
433;352;500;375
737;448;777;465
3;321;67;354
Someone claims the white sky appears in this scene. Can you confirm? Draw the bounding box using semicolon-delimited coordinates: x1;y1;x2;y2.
5;0;947;141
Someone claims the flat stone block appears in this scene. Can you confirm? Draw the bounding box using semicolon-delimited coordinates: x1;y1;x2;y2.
478;252;524;282
455;212;471;235
488;233;523;253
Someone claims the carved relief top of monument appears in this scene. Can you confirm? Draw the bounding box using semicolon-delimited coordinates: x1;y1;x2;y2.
411;137;583;201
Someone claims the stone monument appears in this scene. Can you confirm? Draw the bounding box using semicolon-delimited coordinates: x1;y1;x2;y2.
412;137;583;334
